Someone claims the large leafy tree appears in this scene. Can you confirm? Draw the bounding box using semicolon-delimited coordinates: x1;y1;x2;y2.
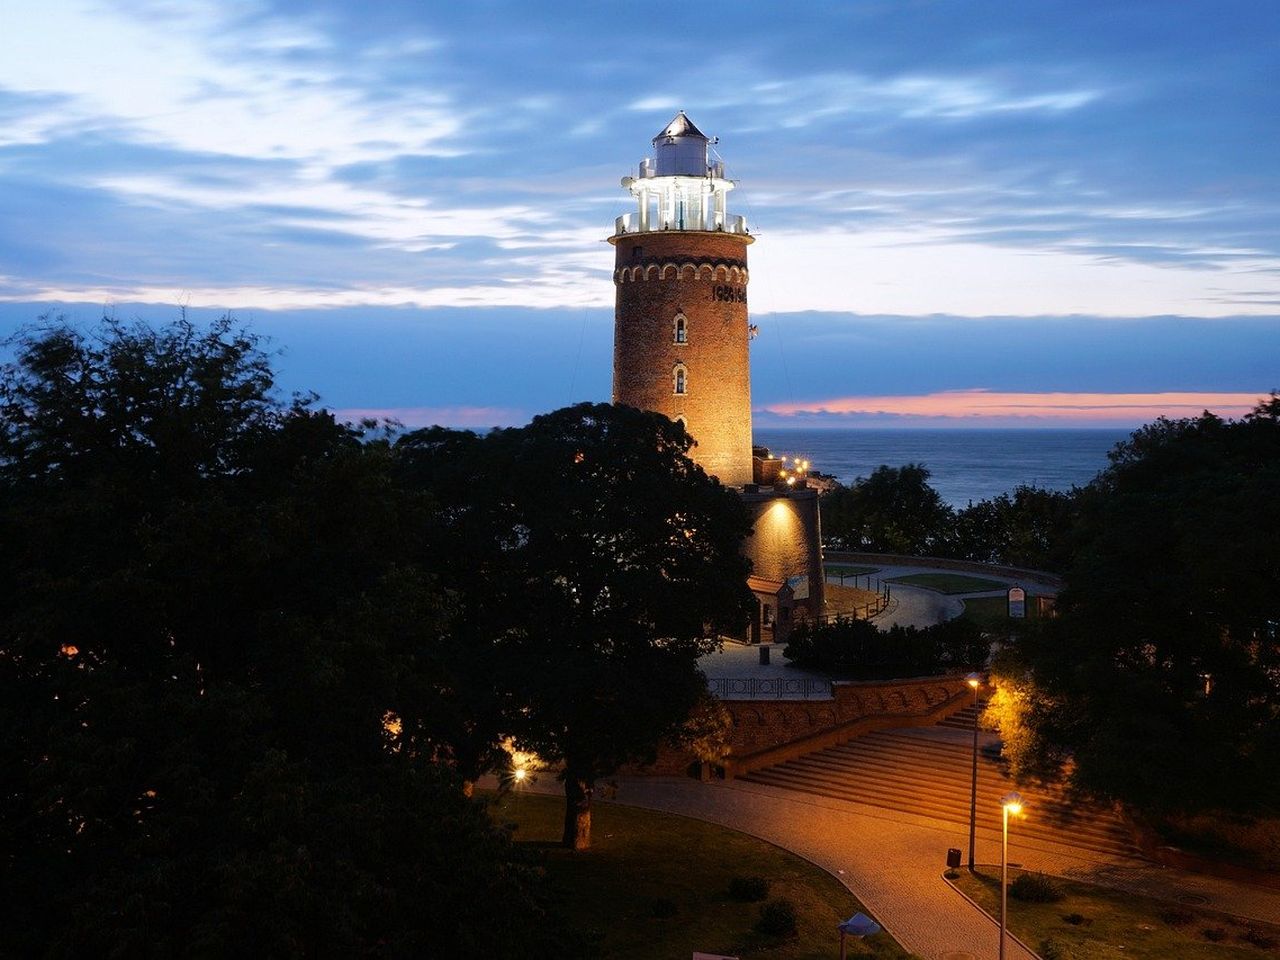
822;463;954;555
0;317;583;956
448;404;755;850
990;399;1280;813
951;485;1078;571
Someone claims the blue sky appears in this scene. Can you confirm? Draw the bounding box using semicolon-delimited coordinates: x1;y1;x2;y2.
1;0;1276;427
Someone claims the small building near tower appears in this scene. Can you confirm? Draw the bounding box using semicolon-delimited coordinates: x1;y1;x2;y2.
609;112;824;630
746;575;795;645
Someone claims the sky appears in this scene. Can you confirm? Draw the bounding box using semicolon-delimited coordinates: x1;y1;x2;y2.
1;0;1277;429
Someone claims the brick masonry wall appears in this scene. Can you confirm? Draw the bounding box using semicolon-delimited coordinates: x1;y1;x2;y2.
611;230;754;487
741;487;825;611
629;674;972;777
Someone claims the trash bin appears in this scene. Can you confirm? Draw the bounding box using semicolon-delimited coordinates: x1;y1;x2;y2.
759;645;771;665
946;848;962;869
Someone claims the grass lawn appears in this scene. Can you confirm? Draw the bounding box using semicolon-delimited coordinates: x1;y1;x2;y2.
887;572;1008;594
1151;811;1280;875
491;791;917;959
825;564;880;578
950;866;1280;959
960;594;1041;626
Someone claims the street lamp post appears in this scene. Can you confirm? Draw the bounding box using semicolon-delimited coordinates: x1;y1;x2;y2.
965;672;981;871
999;792;1023;960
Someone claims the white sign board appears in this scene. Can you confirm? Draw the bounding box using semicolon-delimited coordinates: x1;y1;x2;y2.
1008;585;1026;619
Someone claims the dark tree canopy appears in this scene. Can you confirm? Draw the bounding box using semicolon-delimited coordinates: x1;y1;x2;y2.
992;398;1280;813
822;463;954;555
0;317;585;957
401;404;755;848
949;485;1078;571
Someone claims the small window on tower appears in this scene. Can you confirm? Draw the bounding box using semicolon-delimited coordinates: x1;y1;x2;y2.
674;313;688;344
673;363;687;395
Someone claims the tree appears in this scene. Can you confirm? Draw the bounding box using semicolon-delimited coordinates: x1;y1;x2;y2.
472;404;754;849
0;317;585;956
822;463;953;555
952;485;1078;571
987;398;1280;813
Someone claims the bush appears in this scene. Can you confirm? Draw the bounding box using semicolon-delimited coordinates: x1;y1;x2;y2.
1158;907;1195;927
756;898;798;937
1039;937;1079;960
728;876;770;902
1009;872;1065;903
1062;912;1090;926
785;615;992;678
1243;928;1278;949
649;898;678;919
1202;927;1228;942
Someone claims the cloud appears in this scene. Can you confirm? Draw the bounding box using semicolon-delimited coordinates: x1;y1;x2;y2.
0;277;611;311
748;227;1280;318
763;389;1267;424
0;0;461;167
630;70;1101;127
331;405;526;429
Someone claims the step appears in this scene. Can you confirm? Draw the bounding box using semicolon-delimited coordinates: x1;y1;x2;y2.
741;720;1144;860
774;756;1113;826
765;753;1120;822
742;773;1141;860
753;765;1131;846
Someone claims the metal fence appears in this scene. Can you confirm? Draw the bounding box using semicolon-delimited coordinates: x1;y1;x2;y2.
707;676;834;700
810;573;892;624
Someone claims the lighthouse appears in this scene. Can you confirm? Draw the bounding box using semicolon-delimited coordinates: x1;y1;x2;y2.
609;113;824;626
609;112;754;486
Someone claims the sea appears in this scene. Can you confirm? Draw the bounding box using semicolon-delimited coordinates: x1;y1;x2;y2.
752;428;1130;507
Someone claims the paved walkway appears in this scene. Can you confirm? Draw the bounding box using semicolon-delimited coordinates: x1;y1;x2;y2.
698;562;1038;688
680;563;1280;955
512;773;1280;960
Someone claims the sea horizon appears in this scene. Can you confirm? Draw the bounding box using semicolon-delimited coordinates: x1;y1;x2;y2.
752;426;1130;506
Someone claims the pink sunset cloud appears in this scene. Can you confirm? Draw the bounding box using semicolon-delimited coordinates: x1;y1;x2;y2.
763;390;1268;423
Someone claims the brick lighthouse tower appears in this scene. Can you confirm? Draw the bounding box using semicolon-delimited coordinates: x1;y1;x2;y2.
609;113;824;627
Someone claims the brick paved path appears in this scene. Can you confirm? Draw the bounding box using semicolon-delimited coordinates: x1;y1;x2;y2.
594;775;1040;960
513;771;1280;960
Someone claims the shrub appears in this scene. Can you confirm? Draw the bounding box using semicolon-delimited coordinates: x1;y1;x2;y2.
728;876;770;902
756;898;798;937
1202;927;1228;942
785;615;994;678
1062;912;1090;926
649;898;678;919
1158;907;1195;927
1243;928;1278;949
1009;872;1064;903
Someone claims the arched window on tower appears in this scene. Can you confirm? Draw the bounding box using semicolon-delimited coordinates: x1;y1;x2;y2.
673;312;688;344
673;362;687;395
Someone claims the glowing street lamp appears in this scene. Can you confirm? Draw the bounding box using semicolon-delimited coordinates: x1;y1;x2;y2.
999;791;1024;960
965;672;982;870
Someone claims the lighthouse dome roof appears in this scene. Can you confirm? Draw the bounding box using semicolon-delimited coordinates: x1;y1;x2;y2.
652;111;708;144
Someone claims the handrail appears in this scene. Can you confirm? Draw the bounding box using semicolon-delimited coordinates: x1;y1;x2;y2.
707;676;833;701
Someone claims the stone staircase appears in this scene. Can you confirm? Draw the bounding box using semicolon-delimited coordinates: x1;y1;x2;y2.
936;698;986;732
741;707;1143;861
